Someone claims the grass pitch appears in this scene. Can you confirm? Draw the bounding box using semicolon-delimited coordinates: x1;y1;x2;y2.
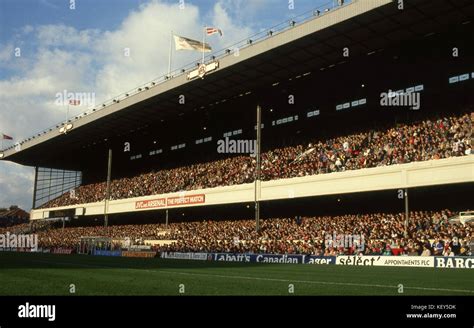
0;252;472;296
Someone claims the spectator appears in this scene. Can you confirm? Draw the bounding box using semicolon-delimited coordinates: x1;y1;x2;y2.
420;245;432;256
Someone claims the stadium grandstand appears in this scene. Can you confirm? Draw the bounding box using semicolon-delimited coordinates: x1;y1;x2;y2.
0;0;473;259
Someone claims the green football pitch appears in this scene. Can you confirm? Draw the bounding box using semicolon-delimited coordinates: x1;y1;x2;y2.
0;252;472;296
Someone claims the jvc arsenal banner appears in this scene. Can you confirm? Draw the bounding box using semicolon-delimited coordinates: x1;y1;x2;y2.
135;194;205;209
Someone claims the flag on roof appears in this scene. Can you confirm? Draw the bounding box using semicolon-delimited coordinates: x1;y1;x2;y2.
174;35;211;52
206;27;223;36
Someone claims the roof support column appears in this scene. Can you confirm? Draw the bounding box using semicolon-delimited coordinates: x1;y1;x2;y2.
104;148;113;228
32;166;38;209
255;104;262;233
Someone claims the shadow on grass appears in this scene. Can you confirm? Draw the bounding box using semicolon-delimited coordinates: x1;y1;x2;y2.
0;251;296;270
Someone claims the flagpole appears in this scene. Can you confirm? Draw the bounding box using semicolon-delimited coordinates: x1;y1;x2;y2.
168;30;173;77
202;25;205;64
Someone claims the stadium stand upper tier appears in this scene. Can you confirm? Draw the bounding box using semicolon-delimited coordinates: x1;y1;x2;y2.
5;209;471;256
39;111;472;209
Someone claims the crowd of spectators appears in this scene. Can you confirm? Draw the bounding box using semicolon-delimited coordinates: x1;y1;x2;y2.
0;223;31;235
35;224;164;249
27;210;473;256
40;111;472;208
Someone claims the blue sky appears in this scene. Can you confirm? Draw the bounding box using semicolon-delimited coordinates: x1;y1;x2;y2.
0;0;339;210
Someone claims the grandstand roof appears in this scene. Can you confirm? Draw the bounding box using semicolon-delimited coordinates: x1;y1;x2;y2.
0;207;30;220
2;0;474;169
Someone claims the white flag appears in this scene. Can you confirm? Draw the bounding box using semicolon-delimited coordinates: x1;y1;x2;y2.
174;35;211;52
292;147;316;163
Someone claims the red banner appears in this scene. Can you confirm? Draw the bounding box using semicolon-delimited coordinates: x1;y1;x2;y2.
135;198;166;209
167;194;205;206
135;194;206;209
52;248;74;254
122;251;156;258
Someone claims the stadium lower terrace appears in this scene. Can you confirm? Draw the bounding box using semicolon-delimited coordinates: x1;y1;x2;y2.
3;209;470;256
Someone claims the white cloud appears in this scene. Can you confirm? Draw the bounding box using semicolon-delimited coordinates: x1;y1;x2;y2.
0;43;14;63
37;25;101;49
0;0;260;211
0;162;34;210
21;25;34;35
209;2;254;50
94;1;204;100
0;76;57;98
213;0;268;23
